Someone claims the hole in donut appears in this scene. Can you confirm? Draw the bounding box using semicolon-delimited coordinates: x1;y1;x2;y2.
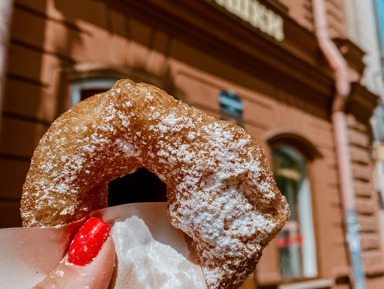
107;168;167;207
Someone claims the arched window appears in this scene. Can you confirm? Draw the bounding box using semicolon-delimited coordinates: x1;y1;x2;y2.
273;147;317;279
70;74;167;206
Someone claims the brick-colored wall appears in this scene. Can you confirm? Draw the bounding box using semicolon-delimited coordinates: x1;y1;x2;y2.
279;0;314;31
279;0;346;38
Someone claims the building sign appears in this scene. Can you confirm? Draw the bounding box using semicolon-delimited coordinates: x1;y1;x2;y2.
209;0;284;41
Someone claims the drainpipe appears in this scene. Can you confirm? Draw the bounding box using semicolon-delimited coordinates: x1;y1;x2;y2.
0;0;14;139
312;0;366;289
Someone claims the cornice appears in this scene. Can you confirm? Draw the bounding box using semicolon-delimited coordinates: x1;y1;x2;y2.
347;82;378;123
259;0;289;14
333;38;366;76
105;0;334;110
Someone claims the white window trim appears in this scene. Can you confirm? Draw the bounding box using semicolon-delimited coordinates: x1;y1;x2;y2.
278;279;333;289
298;178;317;277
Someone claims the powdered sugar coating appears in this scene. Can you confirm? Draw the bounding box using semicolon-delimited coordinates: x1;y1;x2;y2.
21;79;289;289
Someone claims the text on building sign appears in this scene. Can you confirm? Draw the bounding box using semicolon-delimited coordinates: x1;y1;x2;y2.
212;0;284;41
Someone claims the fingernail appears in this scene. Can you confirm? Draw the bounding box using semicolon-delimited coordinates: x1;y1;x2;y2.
67;217;110;266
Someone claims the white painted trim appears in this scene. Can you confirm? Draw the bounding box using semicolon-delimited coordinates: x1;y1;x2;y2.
71;78;117;106
278;279;333;289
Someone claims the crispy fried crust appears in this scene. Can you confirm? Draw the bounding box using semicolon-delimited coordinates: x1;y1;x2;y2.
21;79;289;289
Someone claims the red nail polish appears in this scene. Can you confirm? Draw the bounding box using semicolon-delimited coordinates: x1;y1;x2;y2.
67;217;110;266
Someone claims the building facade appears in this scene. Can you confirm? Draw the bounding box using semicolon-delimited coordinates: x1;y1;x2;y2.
0;0;383;288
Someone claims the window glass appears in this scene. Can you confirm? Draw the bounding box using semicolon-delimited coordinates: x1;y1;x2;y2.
219;91;243;126
273;147;317;279
71;78;118;105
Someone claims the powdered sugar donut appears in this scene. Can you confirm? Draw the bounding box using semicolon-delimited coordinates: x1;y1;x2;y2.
21;79;289;289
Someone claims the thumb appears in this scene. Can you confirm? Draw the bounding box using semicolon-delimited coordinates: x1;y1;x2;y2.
33;217;115;289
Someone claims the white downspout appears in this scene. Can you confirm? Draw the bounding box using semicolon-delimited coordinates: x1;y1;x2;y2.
312;0;366;288
0;0;14;139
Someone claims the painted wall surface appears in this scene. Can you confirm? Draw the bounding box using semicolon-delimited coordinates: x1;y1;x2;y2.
0;0;383;288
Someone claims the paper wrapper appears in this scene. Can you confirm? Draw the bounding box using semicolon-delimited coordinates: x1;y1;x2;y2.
0;202;207;289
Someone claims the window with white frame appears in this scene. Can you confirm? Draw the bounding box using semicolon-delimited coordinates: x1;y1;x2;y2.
273;147;317;279
71;77;167;206
71;77;119;105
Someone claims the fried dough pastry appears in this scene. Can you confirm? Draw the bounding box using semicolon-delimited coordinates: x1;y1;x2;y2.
21;79;290;289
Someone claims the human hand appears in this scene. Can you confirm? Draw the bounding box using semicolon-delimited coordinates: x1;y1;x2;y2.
32;217;115;289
